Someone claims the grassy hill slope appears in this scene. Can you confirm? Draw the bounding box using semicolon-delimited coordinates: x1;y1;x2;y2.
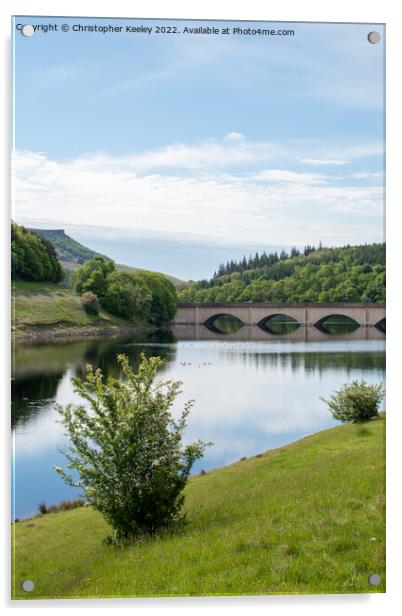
12;416;385;598
12;280;141;339
28;229;108;270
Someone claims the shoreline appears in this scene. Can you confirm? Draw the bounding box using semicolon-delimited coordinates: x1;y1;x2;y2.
13;414;385;522
12;323;157;344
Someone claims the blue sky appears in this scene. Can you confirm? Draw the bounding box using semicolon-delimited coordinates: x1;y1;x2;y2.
13;17;385;279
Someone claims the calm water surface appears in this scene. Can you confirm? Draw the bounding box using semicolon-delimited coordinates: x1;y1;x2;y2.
12;327;385;520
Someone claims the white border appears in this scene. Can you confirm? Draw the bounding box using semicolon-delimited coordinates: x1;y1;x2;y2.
1;1;401;614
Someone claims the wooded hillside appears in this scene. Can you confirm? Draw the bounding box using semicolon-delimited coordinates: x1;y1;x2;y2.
179;243;385;303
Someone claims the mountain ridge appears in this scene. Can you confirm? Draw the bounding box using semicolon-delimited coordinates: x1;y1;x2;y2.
29;228;187;288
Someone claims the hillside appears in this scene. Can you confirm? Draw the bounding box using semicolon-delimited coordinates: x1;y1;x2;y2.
12;416;385;598
11;280;148;340
30;229;186;288
179;243;386;303
28;229;108;270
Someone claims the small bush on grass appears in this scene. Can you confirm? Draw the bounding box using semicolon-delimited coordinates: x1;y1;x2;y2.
80;291;100;315
54;353;209;543
321;379;384;423
38;499;86;515
38;502;48;515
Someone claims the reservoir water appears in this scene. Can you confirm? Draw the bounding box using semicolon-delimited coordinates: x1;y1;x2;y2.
12;326;385;520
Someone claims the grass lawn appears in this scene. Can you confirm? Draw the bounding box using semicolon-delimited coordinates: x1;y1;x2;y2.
12;280;131;336
12;416;385;599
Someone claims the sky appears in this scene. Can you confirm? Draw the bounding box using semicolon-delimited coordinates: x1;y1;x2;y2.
12;17;385;279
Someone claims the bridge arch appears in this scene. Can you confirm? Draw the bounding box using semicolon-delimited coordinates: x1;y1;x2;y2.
375;318;386;333
314;314;360;334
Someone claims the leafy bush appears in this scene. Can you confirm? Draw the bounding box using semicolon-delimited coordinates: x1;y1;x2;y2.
72;256;115;299
321;380;384;423
80;291;100;315
102;271;152;321
54;353;209;542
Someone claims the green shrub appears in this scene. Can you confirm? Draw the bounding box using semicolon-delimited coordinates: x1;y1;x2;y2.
321;380;384;423
54;353;210;542
80;291;100;315
72;256;115;299
102;271;152;321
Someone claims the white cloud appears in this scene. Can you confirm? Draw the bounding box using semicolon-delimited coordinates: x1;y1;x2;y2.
47;136;381;175
223;132;246;143
300;158;348;166
350;171;384;180
254;169;327;184
112;138;284;170
13;139;384;248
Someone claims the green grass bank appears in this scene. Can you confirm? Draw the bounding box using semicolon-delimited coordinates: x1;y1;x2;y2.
12;281;148;341
12;416;385;599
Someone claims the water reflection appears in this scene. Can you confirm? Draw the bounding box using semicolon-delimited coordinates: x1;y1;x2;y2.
173;324;385;341
12;373;62;429
259;314;300;335
12;334;177;429
220;349;386;374
12;328;385;520
204;314;244;335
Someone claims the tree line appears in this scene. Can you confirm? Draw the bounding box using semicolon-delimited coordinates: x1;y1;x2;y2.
179;243;385;303
11;223;64;282
214;244;320;278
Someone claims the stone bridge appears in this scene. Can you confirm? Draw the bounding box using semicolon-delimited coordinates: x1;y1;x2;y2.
174;302;386;329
